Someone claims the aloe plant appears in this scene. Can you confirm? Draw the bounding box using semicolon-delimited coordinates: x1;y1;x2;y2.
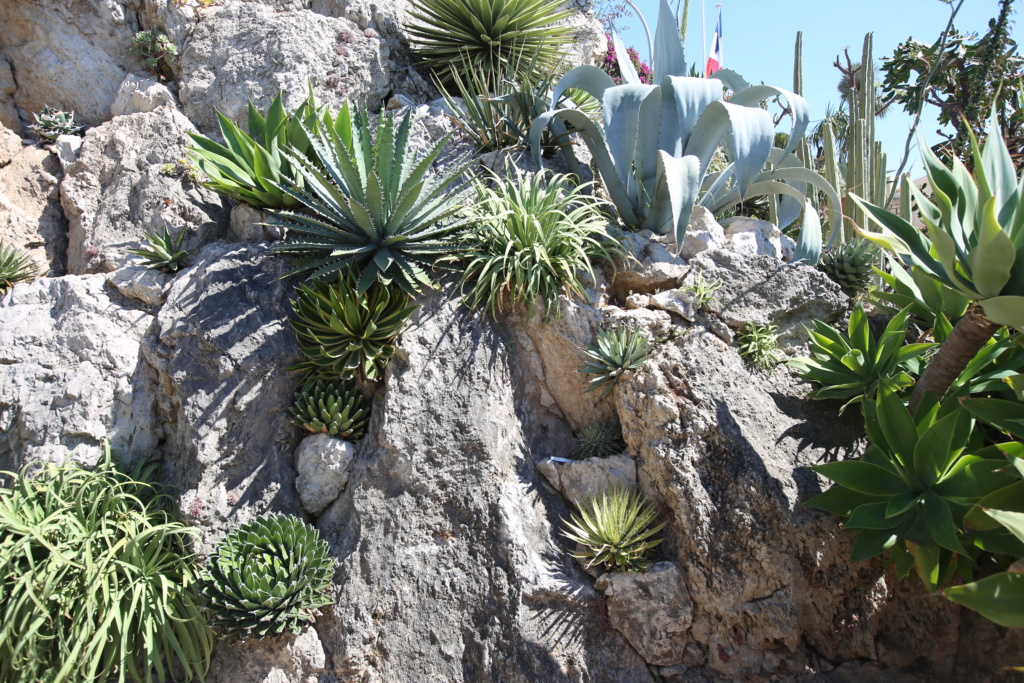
531;0;840;261
579;327;652;398
0;241;39;294
562;488;665;572
128;225;190;272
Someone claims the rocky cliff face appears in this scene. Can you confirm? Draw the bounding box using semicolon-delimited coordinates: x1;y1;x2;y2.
1;1;1022;681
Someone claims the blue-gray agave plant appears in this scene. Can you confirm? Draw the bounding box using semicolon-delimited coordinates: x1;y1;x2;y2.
532;0;839;262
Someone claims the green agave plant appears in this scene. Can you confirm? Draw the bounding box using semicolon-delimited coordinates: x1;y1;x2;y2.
571;421;627;460
30;105;81;141
787;302;933;411
532;0;840;261
579;327;652;398
290;271;416;381
816;239;876;297
128;225;190;272
271;103;471;296
201;513;334;639
458;167;620;319
0;240;39;294
290;375;370;439
807;385;1018;593
562;488;665;572
0;444;212;683
872;255;969;343
406;0;575;90
187;90;325;209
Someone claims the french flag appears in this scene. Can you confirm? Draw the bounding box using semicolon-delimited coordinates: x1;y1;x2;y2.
705;10;723;77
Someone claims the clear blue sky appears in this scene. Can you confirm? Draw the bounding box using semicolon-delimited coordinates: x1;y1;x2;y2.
613;0;1021;177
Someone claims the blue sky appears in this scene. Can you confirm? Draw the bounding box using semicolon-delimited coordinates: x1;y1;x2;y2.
612;0;1021;177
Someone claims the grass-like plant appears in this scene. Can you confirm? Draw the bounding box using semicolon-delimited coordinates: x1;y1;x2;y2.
562;488;665;572
0;445;212;683
290;270;416;381
571;421;627;460
406;0;575;91
188;90;325;209
579;327;652;398
457;167;620;319
737;322;780;371
30;106;81;141
290;375;370;439
0;241;40;294
678;270;722;311
128;225;190;273
271;103;471;296
200;513;334;639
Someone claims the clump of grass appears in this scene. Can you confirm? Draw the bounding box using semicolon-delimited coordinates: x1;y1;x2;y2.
737;322;780;371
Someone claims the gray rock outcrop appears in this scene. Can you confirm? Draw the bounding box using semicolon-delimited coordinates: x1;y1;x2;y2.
536;453;637;505
295;434;355;515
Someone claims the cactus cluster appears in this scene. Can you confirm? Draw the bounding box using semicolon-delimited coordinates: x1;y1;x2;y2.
290;376;370;439
817;240;875;296
571;422;626;460
200;513;334;639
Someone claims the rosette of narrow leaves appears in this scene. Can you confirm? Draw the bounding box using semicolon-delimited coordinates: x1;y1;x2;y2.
579;327;652;398
872;256;969;343
817;240;876;296
737;322;780;371
128;225;190;272
201;513;334;639
807;385;1019;593
457;167;621;319
290;375;370;439
30;106;81;140
787;302;933;411
290;271;416;381
187;90;325;209
271;104;472;296
571;421;626;460
0;444;212;683
562;488;665;572
0;240;39;294
406;0;575;90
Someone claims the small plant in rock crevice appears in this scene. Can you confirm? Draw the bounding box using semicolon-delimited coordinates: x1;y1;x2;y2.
571;421;627;460
290;375;370;439
562;488;665;572
737;322;781;372
131;31;178;79
579;327;652;398
128;225;191;273
678;271;722;311
0;241;40;294
29;106;82;141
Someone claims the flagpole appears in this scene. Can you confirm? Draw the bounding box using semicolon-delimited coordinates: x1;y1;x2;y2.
701;0;706;75
716;3;722;66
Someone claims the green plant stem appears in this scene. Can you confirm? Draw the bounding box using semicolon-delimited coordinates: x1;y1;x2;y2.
908;303;1001;414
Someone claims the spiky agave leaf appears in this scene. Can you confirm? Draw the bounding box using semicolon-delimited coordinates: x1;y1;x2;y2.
571;421;627;460
0;240;40;294
271;104;472;296
562;488;665;572
290;270;416;381
128;225;190;272
579;327;652;398
200;513;334;639
290;375;370;439
30;105;81;141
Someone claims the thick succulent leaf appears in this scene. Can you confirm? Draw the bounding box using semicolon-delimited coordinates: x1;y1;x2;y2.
652;0;685;83
968;197;1015;298
851;193;950;286
603;84;657;191
849;528;899;562
792;198;822;265
943;572;1024;628
980;295;1024;329
549;65;615;109
728;85;809;161
612;30;641;85
710;68;749;93
659;76;724;155
644;152;700;247
684;101;773;197
982;508;1024;545
804;485;887;517
812;461;908;495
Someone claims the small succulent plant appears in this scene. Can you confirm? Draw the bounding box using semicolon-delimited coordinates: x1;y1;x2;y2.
817;240;875;296
30;106;81;141
737;322;780;372
0;240;40;294
200;513;335;639
128;226;190;272
290;376;370;439
571;421;626;460
562;488;665;572
132;31;178;78
579;327;652;398
678;270;722;311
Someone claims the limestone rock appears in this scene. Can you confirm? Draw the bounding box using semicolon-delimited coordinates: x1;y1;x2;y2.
724;217;784;259
178;4;390;136
141;242;305;549
649;290;697;322
231;203;281;242
295;434;355;515
0;274;159;471
595;562;693;667
609;230;688;299
536;453;637;506
61;108;229;274
207;625;328;683
678;206;726;259
0;0;141;126
105;263;172;306
110;74;177;117
0;54;19;132
53;135;83;170
314;290;653;682
687;249;847;350
0;131;68;275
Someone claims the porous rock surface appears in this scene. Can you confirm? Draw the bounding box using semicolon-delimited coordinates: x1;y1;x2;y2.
61;108;229;274
295;434;355;515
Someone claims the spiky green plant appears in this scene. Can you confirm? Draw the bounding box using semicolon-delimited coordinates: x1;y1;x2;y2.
737;322;780;371
571;421;627;460
579;327;652;398
678;270;722;311
200;513;334;639
128;226;190;272
817;240;875;296
457;167;620;319
290;375;370;439
0;241;39;294
0;444;212;683
30;106;81;141
187;90;326;209
406;0;575;91
271;103;472;296
290;271;416;381
562;488;665;572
